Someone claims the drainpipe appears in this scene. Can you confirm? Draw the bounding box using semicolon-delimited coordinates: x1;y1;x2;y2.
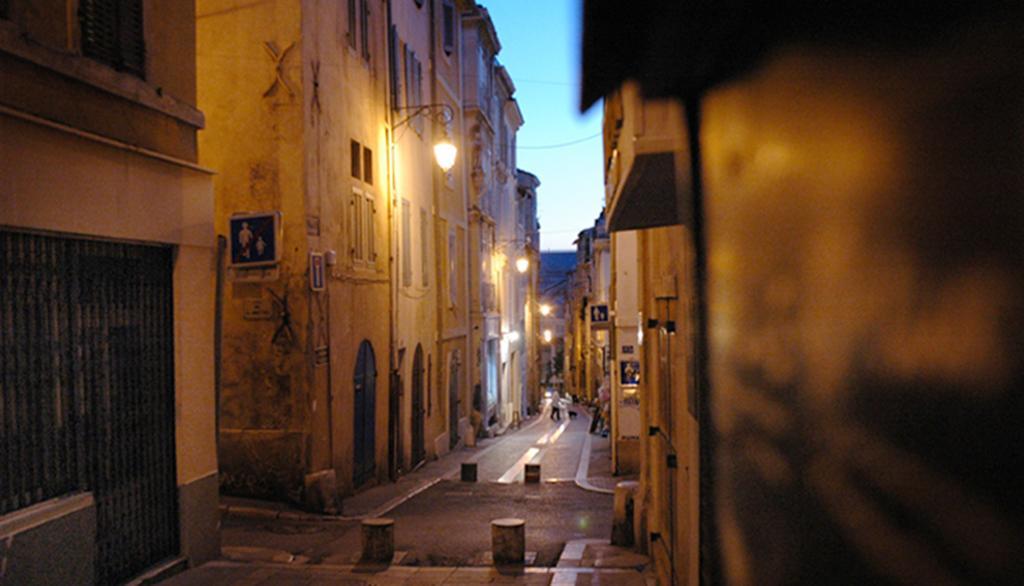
215;235;226;452
385;0;398;481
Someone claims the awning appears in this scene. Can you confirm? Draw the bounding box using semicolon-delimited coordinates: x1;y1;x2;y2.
606;152;678;233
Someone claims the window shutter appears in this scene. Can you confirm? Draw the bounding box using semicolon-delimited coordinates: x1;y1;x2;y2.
360;0;369;60
404;45;413;111
350;194;359;258
420;208;429;287
370;198;378;261
389;26;401;109
80;0;145;78
117;0;145;77
363;147;373;185
347;0;357;49
412;55;423;133
442;0;455;56
402;200;413;287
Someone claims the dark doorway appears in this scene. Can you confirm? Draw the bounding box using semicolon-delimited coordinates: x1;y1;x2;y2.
411;345;425;467
448;350;460;449
353;340;377;486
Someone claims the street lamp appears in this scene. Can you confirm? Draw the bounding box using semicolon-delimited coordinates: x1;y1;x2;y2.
540;303;552;316
543;329;553;343
433;140;457;172
394;103;458;171
515;256;530;273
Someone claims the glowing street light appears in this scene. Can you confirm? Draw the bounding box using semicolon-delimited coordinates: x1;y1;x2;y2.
394;103;458;171
515;256;529;273
543;329;553;343
539;303;552;316
433;139;457;172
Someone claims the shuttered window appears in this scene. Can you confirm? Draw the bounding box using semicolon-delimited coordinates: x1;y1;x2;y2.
389;26;401;109
442;0;455;56
79;0;145;78
402;200;413;287
347;0;357;49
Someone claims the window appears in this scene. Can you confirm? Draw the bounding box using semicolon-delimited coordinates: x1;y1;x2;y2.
442;0;455;56
389;26;401;109
79;0;145;78
363;147;373;185
360;0;369;60
351;140;362;179
347;0;357;49
348;0;370;62
351;189;377;263
351;139;375;264
404;47;423;133
420;207;430;287
365;194;376;261
402;200;412;287
448;228;457;307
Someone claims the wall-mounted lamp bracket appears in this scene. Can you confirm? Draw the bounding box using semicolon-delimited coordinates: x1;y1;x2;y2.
394;103;455;130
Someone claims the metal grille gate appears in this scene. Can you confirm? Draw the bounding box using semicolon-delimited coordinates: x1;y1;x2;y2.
0;230;178;585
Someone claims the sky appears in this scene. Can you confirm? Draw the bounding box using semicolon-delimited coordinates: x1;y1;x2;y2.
483;0;604;252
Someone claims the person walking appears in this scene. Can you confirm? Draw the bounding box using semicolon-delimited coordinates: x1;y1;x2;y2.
550;389;562;421
598;378;611;436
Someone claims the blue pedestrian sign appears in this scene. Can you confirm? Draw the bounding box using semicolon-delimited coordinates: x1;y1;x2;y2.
590;304;609;325
230;212;281;267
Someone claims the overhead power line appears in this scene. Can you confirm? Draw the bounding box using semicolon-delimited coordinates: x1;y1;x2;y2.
517;132;601;150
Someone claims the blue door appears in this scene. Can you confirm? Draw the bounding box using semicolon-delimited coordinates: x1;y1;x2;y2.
353;341;376;486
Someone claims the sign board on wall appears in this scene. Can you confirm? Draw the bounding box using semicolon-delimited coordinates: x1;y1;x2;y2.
620;360;640;387
590;304;609;325
309;252;325;291
229;211;281;267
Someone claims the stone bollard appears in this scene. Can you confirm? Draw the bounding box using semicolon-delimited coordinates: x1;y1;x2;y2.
361;518;395;563
491;518;526;565
461;462;478;482
524;463;541;484
611;480;640;546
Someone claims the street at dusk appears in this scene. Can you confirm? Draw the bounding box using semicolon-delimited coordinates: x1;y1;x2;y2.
4;2;1024;585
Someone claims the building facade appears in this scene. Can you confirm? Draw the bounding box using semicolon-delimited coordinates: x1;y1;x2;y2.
586;4;1024;585
199;0;534;512
517;170;542;414
462;5;534;436
1;1;219;583
564;212;610;403
198;0;392;507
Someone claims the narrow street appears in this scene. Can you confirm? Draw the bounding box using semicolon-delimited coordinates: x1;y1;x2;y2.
160;403;652;585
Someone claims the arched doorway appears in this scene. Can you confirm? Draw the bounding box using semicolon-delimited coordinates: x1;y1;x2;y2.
448;350;461;449
411;345;425;467
353;341;376;486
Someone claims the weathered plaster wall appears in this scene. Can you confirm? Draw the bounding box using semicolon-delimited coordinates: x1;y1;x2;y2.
198;0;311;503
300;0;391;495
